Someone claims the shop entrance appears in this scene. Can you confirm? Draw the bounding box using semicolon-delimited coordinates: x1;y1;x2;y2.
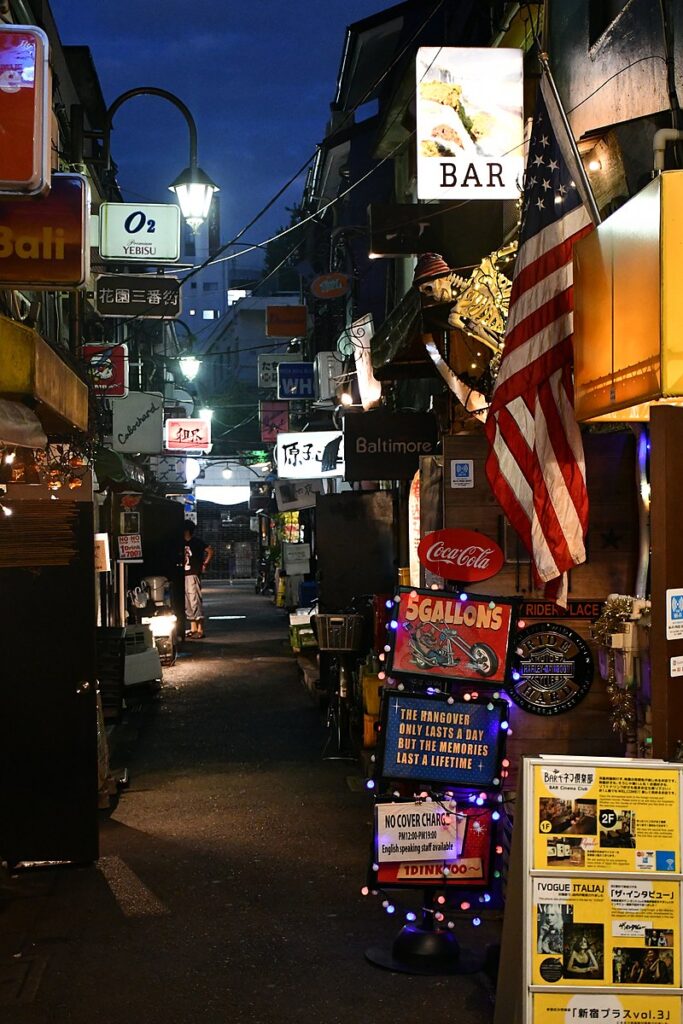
0;500;98;866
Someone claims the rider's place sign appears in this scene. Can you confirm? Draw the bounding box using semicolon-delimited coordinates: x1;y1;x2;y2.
387;586;515;686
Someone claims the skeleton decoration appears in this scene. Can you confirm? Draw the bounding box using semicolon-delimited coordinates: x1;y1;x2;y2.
413;246;517;418
413;245;516;354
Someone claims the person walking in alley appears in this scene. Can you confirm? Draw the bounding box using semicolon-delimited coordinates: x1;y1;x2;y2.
184;519;213;638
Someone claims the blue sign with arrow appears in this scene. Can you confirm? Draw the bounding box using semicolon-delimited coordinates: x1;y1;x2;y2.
277;361;316;400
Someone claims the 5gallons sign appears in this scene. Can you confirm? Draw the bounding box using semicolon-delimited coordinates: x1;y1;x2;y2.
418;528;504;583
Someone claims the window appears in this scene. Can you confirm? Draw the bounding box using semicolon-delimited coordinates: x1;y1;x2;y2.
190;282;197;290
202;309;219;320
227;288;250;305
189;309;196;316
203;281;219;292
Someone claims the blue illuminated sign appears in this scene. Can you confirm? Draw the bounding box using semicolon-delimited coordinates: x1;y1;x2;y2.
277;361;316;400
381;695;505;787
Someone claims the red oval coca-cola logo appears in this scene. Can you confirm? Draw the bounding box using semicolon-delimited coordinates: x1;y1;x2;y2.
417;528;504;583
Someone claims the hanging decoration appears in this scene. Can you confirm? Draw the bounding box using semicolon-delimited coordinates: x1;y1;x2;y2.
34;441;92;492
591;594;652;756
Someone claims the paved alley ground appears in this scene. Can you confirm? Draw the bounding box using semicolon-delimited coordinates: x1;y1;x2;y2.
0;582;496;1024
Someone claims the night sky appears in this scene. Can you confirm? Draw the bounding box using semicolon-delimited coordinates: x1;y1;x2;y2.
50;0;387;250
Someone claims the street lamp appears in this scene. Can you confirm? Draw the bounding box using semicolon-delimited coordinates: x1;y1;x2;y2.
179;355;201;381
102;87;219;233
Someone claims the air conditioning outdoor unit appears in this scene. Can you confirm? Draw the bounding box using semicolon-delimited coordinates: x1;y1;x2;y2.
314;351;344;406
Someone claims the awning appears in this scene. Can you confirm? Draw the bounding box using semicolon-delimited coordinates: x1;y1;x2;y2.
370;289;437;380
0;315;89;433
0;398;47;448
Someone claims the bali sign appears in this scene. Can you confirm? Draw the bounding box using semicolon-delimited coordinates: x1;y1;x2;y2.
0;173;90;287
418;528;504;583
416;47;524;200
0;26;50;196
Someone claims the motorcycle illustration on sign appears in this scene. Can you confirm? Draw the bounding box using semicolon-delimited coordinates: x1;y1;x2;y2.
388;587;515;685
405;620;499;677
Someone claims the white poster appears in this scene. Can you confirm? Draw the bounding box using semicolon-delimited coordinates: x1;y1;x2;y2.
416;47;524;200
112;391;164;454
257;353;300;389
375;801;464;864
275;431;344;479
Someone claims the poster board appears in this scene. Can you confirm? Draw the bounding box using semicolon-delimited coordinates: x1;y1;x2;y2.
369;691;508;892
495;756;683;1024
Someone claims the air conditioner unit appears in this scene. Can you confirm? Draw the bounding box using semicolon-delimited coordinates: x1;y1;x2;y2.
314;351;344;405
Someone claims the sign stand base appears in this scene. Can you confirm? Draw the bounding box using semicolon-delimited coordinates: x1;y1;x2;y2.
365;890;482;975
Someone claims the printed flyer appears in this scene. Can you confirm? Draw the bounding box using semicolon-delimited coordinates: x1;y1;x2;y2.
533;993;682;1024
532;876;679;987
532;764;680;873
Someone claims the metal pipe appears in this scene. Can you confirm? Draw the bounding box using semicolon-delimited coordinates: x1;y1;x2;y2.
103;87;198;171
653;127;683;172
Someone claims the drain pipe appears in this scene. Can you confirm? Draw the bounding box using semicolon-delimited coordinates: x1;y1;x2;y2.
653;128;683;172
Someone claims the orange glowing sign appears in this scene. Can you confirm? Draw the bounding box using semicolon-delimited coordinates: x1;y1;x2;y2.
0;26;50;195
0;173;90;288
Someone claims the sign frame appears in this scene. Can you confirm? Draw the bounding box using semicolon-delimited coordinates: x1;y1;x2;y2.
276;361;316;400
417;527;504;583
94;274;181;318
416;46;524;202
275;430;344;480
386;585;516;687
343;410;438;481
379;690;508;789
99;202;181;263
495;756;683;1024
0;25;50;196
0;172;90;288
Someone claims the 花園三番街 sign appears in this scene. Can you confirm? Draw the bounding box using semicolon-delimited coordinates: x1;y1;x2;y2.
99;203;180;262
95;275;181;318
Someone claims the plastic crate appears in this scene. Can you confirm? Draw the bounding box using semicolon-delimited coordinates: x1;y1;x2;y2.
314;614;364;651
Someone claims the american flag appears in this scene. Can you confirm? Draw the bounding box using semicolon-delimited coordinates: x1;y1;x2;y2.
485;79;593;604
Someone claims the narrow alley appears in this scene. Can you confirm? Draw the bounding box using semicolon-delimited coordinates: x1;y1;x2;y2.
0;583;495;1024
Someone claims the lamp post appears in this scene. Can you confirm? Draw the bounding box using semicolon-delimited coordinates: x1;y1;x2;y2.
100;87;219;233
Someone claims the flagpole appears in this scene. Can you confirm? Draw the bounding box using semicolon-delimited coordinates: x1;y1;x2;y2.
537;52;602;227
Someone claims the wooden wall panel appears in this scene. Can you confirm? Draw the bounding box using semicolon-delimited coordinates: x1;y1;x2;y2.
441;430;639;780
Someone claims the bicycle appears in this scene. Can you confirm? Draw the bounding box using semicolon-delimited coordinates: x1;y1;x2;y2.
313;606;369;759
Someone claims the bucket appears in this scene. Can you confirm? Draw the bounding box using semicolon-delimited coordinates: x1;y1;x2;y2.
143;575;168;604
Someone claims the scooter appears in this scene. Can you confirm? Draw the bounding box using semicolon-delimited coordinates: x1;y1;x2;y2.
405;620;499;677
137;576;178;666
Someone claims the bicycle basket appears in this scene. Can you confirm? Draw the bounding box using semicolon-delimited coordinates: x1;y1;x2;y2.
314;614;364;652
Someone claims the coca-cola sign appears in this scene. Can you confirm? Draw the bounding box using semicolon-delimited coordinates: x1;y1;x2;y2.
418;529;504;583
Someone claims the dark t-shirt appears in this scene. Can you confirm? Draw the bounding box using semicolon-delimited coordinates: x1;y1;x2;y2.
185;536;207;575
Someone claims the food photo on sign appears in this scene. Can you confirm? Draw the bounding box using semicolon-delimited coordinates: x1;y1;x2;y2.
387;586;515;685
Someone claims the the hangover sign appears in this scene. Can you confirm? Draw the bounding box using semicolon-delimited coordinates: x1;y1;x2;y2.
381;694;506;787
